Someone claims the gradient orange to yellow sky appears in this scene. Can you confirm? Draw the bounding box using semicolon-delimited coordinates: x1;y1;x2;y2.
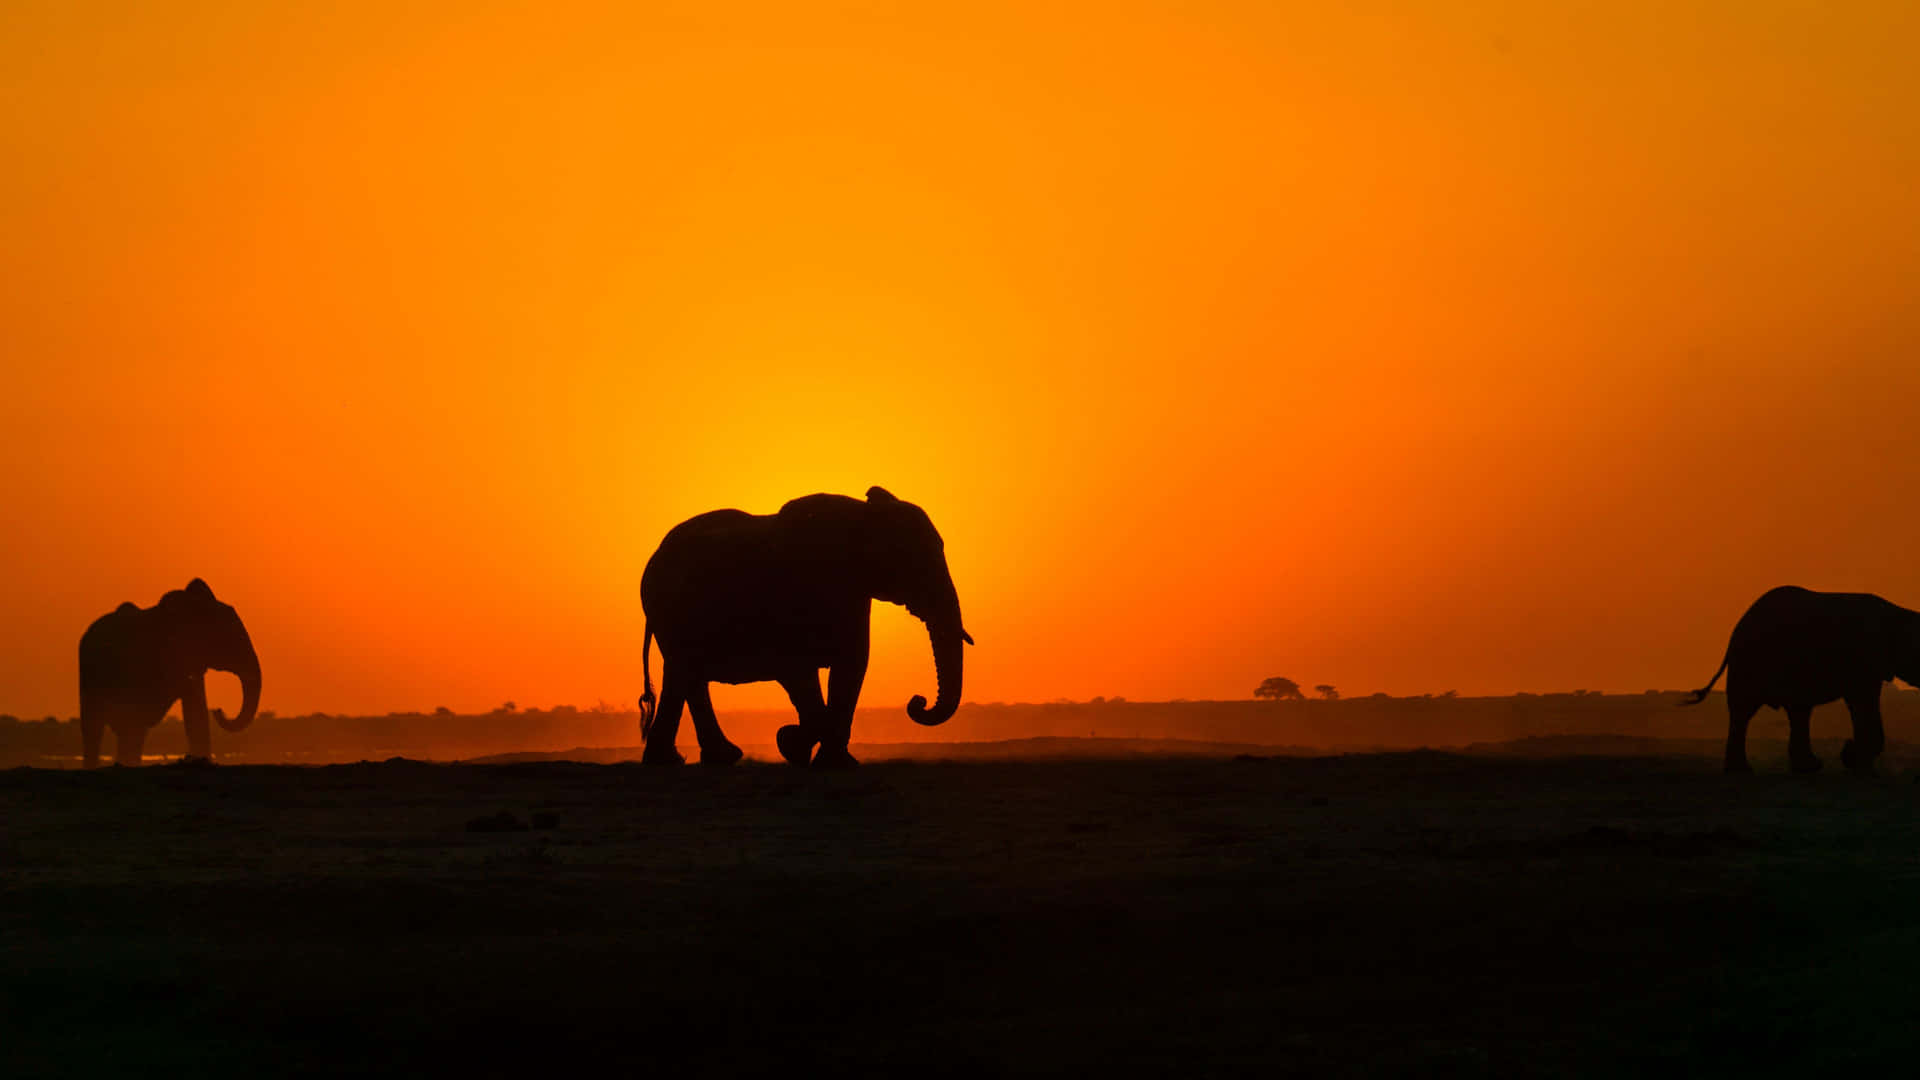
3;1;1917;718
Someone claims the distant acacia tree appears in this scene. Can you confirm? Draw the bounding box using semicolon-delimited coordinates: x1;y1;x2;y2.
1439;690;1458;699
1314;684;1339;701
434;706;455;716
1254;677;1304;701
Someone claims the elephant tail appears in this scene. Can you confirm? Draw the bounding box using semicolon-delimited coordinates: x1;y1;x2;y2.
1679;647;1730;706
639;622;657;740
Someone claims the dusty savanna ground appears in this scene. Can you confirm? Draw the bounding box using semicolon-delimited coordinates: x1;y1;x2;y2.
6;744;1920;1076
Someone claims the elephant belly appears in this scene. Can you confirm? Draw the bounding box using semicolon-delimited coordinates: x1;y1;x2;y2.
1729;661;1851;710
659;624;856;685
82;673;189;714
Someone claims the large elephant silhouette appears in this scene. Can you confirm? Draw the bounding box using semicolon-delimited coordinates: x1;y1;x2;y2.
638;487;972;767
1681;585;1920;774
78;578;262;767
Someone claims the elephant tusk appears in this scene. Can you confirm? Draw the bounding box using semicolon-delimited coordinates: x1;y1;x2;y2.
961;629;975;646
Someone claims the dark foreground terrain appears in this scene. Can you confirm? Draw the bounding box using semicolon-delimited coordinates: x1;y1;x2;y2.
7;746;1920;1076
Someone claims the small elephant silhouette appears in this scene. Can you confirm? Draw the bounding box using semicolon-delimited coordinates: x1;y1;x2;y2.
78;579;262;767
637;487;973;767
1682;585;1920;774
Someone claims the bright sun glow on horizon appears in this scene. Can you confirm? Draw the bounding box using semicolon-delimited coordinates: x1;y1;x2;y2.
3;1;1918;719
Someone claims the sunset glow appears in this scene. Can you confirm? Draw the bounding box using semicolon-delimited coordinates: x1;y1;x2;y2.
4;1;1917;719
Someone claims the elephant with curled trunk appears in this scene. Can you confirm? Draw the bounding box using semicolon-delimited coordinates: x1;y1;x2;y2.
78;578;262;767
1681;585;1920;774
638;487;972;767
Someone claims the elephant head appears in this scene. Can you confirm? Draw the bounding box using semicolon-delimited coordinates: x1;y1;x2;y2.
160;578;262;732
858;487;973;726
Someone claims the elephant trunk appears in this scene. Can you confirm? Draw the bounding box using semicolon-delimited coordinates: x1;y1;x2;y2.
906;619;965;727
218;649;261;733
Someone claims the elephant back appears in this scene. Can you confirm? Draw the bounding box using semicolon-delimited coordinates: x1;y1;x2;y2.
643;509;775;611
80;603;154;690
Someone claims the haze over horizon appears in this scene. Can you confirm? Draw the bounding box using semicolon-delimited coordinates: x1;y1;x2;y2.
5;2;1918;718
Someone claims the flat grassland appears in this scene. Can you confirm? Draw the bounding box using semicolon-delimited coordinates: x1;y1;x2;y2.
7;748;1920;1076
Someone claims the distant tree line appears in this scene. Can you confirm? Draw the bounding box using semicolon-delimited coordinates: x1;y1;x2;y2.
1255;678;1473;701
1254;677;1341;701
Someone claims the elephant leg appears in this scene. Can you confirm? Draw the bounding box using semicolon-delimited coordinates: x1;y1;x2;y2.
1724;697;1759;774
113;719;149;767
1841;689;1885;774
1787;705;1822;774
776;671;827;766
81;702;105;769
814;652;869;769
641;674;687;766
182;675;213;761
685;680;741;767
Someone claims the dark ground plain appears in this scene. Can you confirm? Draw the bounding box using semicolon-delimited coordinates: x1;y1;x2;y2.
7;742;1920;1077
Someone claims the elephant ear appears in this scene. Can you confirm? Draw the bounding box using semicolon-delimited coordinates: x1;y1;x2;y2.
866;486;899;505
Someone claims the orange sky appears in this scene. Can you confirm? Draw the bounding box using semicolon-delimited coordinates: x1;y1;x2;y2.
3;1;1917;719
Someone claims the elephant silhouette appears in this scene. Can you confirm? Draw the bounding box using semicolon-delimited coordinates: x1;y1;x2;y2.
638;487;972;767
78;578;262;767
1681;585;1920;774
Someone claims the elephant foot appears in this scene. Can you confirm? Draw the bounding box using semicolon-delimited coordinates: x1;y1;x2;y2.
698;741;744;767
811;746;859;770
1723;758;1753;775
776;725;817;767
640;744;685;766
1790;754;1824;776
1841;740;1878;774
